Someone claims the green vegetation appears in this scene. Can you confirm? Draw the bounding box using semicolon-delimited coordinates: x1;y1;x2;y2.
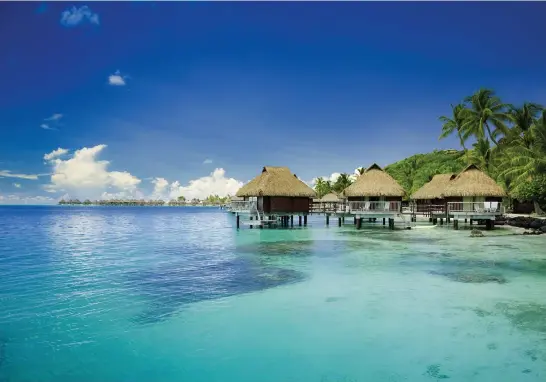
313;88;546;214
385;150;467;196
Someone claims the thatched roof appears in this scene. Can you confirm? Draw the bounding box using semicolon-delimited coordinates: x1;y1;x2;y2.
236;166;316;197
320;192;342;202
411;174;456;200
342;163;405;197
230;196;244;201
442;164;506;197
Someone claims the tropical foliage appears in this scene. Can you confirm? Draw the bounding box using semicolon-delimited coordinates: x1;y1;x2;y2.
313;173;355;198
436;88;545;214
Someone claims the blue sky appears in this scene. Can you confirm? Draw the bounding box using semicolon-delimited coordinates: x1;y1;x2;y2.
1;1;545;203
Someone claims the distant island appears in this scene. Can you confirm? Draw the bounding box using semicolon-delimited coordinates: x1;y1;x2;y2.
58;195;231;207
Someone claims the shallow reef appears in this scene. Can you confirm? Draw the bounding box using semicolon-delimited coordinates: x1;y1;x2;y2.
128;259;306;324
428;270;507;284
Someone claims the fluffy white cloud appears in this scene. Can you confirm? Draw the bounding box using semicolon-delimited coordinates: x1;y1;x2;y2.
311;169;360;186
44;144;141;198
60;6;99;27
44;148;69;161
150;169;243;200
203;159;213;164
108;70;126;86
150;177;169;198
0;170;39;180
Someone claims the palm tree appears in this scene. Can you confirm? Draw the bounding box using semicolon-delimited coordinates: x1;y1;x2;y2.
467;138;493;172
314;177;332;198
355;167;365;176
460;89;511;146
502;110;546;214
504;102;543;149
439;104;469;151
332;173;353;193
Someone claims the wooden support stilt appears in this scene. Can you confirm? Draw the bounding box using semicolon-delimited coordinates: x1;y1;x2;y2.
326;215;330;225
338;217;342;227
368;218;372;223
356;218;362;230
291;215;294;227
354;216;357;225
388;218;395;230
249;216;253;229
454;219;459;230
236;214;240;229
465;218;468;223
303;215;307;226
440;218;444;225
469;219;473;225
432;218;437;225
299;216;302;226
342;216;345;223
383;218;386;225
485;219;493;230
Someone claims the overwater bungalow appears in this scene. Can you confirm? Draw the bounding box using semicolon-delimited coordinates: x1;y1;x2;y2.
311;192;343;214
411;173;456;216
442;164;506;228
341;163;406;228
232;166;316;227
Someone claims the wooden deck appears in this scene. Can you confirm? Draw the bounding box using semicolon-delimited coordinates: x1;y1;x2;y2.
447;202;504;220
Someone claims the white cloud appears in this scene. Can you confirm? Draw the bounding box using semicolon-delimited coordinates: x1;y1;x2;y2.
149;169;243;201
0;170;39;180
44;144;141;198
40;113;63;130
60;6;100;27
45;113;63;122
40;124;57;131
203;159;213;164
108;70;126;86
151;177;169;198
13;183;21;188
311;170;359;186
44;148;69;161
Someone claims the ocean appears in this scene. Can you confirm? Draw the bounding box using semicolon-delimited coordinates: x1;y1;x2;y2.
0;206;545;382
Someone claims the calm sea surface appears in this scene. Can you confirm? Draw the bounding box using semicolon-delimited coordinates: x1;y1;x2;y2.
1;206;545;382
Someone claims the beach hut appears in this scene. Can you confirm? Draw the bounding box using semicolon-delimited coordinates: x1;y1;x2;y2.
312;192;343;213
235;166;316;215
442;164;506;227
411;173;456;215
341;163;405;228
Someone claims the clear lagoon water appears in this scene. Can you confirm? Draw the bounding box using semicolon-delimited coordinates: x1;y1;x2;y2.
1;206;546;382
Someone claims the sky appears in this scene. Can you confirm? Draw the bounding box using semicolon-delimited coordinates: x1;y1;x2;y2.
1;1;545;204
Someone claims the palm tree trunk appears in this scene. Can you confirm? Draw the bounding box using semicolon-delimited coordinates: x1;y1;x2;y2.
533;198;545;215
485;122;499;146
457;131;467;151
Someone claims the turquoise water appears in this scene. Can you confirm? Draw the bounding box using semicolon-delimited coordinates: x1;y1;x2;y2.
1;206;546;382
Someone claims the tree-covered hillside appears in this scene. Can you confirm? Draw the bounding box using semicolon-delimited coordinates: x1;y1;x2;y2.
384;149;467;197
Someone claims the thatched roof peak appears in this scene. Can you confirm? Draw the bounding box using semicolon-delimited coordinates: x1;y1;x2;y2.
411;173;455;200
236;166;316;198
442;165;506;197
366;163;382;172
342;163;405;197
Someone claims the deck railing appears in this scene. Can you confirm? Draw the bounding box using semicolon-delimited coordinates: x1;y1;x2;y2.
310;202;342;214
447;202;504;214
348;201;401;214
230;201;257;212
